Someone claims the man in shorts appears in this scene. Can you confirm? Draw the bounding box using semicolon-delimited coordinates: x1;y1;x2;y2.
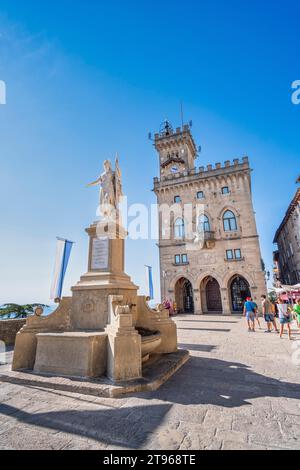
261;294;279;333
243;297;257;332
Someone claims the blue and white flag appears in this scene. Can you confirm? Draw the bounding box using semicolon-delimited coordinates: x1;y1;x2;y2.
50;238;74;301
145;265;154;300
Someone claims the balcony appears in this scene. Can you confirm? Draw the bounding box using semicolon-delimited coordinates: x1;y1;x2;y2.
203;231;215;241
196;230;216;249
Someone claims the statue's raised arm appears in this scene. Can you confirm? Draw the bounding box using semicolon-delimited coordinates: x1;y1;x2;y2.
87;175;103;187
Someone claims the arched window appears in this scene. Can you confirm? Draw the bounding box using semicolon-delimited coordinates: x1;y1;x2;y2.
174;218;185;239
198;214;210;232
223;210;237;231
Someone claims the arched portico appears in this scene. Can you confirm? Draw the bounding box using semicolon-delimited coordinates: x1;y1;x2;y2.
174;277;195;314
228;274;251;313
200;276;223;314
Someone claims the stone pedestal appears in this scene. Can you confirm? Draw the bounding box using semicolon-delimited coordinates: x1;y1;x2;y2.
12;219;182;387
34;331;107;378
106;309;142;382
71;221;138;330
12;297;72;371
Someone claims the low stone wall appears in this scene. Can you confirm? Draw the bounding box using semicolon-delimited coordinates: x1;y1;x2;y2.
0;319;26;346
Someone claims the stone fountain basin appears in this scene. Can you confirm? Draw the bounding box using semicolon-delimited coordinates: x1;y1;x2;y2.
136;328;162;363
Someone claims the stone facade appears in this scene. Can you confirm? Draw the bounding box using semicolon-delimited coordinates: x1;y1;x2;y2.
0;319;26;346
153;121;266;314
273;186;300;285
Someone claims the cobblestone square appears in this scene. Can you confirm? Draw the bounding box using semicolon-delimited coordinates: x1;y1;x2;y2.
1;314;300;450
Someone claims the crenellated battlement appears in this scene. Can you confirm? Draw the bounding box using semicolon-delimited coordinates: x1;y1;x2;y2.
154;124;192;142
153;156;250;186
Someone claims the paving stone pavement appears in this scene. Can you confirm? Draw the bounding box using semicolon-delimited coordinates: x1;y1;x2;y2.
1;314;300;450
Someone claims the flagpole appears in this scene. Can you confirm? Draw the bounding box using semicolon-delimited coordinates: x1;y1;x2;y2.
50;238;74;303
145;265;154;300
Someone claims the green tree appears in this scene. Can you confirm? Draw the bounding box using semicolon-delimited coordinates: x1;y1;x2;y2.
0;304;48;319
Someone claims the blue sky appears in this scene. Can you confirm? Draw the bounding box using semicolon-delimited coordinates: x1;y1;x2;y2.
0;0;299;304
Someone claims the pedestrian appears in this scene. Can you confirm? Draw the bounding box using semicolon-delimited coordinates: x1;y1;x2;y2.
169;299;174;316
163;298;171;315
271;300;279;318
293;298;300;329
252;299;262;329
243;296;257;332
277;298;292;340
261;294;279;333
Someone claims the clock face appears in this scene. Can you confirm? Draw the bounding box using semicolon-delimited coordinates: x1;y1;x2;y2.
171;166;178;174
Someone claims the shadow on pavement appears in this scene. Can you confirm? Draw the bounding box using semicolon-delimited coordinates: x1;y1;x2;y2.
178;343;217;352
177;320;239;324
0;402;172;448
1;355;300;447
177;327;231;333
138;356;300;408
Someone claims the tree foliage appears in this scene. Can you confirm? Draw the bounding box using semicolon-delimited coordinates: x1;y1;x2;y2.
0;304;49;319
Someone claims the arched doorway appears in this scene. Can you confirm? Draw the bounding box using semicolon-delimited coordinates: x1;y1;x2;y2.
175;277;194;314
230;275;251;312
200;276;223;313
206;278;222;312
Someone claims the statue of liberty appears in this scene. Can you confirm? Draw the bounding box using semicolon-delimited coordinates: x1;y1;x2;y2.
87;157;123;219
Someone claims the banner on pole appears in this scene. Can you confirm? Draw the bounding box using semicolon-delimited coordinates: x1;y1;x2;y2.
50;238;74;301
145;265;154;300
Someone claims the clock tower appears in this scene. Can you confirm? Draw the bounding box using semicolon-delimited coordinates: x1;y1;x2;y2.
154;120;198;178
152;119;267;315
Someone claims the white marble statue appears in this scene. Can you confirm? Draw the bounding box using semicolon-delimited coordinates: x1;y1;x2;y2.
87;157;123;219
114;156;123;206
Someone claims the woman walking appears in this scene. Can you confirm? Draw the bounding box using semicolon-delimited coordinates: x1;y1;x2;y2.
277;298;292;340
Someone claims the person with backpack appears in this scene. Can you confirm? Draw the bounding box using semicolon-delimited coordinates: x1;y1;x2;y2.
261;294;279;333
243;296;257;332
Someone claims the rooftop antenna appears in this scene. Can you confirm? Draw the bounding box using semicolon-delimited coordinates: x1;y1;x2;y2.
180;102;184;130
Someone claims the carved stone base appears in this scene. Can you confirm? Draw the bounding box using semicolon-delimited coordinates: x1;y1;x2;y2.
34;331;107;378
12;297;72;371
70;221;138;330
71;286;138;330
105;312;142;382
